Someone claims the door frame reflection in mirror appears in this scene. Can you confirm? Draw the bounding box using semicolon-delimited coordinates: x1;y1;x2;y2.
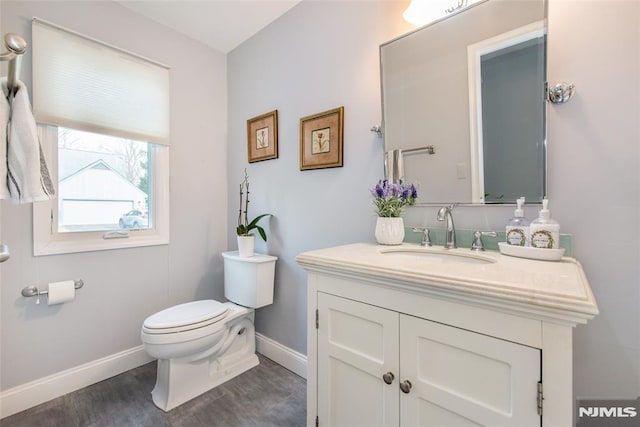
468;20;546;204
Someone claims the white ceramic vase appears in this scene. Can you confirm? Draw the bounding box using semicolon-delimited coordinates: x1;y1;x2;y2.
237;234;255;257
375;217;405;245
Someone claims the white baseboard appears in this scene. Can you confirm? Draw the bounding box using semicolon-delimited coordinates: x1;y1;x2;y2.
256;333;307;379
0;345;153;419
1;337;304;419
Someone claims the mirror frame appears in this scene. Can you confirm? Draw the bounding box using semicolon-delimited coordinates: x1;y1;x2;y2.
379;0;548;207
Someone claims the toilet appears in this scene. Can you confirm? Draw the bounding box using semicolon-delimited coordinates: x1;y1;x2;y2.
140;251;277;411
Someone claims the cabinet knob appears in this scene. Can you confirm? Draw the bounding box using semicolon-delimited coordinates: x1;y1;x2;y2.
382;372;395;385
399;379;412;394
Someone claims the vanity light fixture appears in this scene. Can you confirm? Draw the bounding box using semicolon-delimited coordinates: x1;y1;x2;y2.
403;0;483;26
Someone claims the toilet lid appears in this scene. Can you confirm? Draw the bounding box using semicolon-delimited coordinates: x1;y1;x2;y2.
143;300;228;330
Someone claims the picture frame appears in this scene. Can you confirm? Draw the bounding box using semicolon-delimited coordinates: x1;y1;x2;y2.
299;106;344;170
247;110;278;163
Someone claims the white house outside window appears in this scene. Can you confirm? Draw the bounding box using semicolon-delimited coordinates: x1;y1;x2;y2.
57;128;152;233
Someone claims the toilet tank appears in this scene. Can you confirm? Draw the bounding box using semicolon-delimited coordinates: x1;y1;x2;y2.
222;251;277;308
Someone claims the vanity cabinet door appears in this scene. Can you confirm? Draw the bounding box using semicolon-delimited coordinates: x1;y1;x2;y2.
317;292;400;427
399;314;541;426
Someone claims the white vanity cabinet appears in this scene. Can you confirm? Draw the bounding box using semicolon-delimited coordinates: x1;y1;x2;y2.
297;243;598;427
318;292;540;426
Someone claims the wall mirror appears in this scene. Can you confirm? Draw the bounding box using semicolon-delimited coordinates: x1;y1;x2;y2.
380;0;547;205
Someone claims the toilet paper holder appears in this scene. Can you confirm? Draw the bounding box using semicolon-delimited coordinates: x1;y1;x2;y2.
21;280;84;298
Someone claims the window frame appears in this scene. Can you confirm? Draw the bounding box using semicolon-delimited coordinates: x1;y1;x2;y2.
33;125;170;256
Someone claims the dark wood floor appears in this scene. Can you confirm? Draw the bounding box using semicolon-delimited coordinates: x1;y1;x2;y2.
1;354;306;427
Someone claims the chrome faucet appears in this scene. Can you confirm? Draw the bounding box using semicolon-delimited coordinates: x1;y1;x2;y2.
437;205;456;249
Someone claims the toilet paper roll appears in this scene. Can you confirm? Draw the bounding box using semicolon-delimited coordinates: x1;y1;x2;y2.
47;280;75;305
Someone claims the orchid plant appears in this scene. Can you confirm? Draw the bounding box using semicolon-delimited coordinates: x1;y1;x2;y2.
237;169;270;242
371;179;418;217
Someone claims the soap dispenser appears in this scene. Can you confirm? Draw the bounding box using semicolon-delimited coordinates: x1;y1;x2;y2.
529;198;560;249
506;197;529;246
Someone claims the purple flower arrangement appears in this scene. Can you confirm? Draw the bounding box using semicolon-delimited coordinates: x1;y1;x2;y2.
371;179;418;217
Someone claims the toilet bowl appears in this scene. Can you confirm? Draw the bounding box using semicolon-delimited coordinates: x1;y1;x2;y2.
140;251;277;411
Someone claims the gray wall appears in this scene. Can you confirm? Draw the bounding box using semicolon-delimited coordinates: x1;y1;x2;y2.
0;1;228;389
227;0;412;356
546;0;639;398
228;0;639;399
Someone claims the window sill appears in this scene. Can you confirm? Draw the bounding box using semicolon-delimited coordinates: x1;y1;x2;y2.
32;227;169;256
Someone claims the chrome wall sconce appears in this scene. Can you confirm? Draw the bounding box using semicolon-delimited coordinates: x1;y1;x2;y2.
548;82;575;104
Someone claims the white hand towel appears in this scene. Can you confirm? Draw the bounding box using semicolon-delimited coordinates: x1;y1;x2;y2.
4;78;55;203
0;79;10;199
384;149;404;183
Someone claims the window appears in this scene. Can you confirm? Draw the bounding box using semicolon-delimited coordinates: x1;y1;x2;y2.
34;125;169;255
32;18;170;255
57;128;152;233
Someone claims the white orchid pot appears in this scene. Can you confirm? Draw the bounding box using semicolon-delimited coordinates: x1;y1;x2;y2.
375;217;405;245
237;234;255;257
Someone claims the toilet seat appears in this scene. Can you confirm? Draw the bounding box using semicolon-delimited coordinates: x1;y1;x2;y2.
143;300;229;335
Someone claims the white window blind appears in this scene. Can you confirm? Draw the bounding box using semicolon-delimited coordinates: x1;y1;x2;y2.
32;18;170;145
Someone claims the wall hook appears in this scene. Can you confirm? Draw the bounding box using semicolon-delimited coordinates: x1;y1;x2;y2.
548;82;575;104
370;125;383;138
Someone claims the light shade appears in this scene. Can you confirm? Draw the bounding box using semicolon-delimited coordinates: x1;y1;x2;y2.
403;0;483;27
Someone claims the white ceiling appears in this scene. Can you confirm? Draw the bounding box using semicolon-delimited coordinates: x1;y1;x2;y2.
116;0;302;54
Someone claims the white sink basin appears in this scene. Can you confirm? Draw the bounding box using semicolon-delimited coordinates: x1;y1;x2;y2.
380;247;496;265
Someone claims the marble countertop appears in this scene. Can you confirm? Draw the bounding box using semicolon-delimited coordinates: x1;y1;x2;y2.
296;242;598;321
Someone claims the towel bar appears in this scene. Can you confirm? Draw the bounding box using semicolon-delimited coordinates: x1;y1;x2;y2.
0;33;27;96
21;280;84;298
404;145;436;155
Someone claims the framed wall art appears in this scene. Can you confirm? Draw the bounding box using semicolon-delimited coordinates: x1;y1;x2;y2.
247;110;278;163
299;106;344;170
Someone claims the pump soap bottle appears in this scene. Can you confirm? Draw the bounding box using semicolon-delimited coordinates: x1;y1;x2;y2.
529;198;560;249
506;197;529;246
